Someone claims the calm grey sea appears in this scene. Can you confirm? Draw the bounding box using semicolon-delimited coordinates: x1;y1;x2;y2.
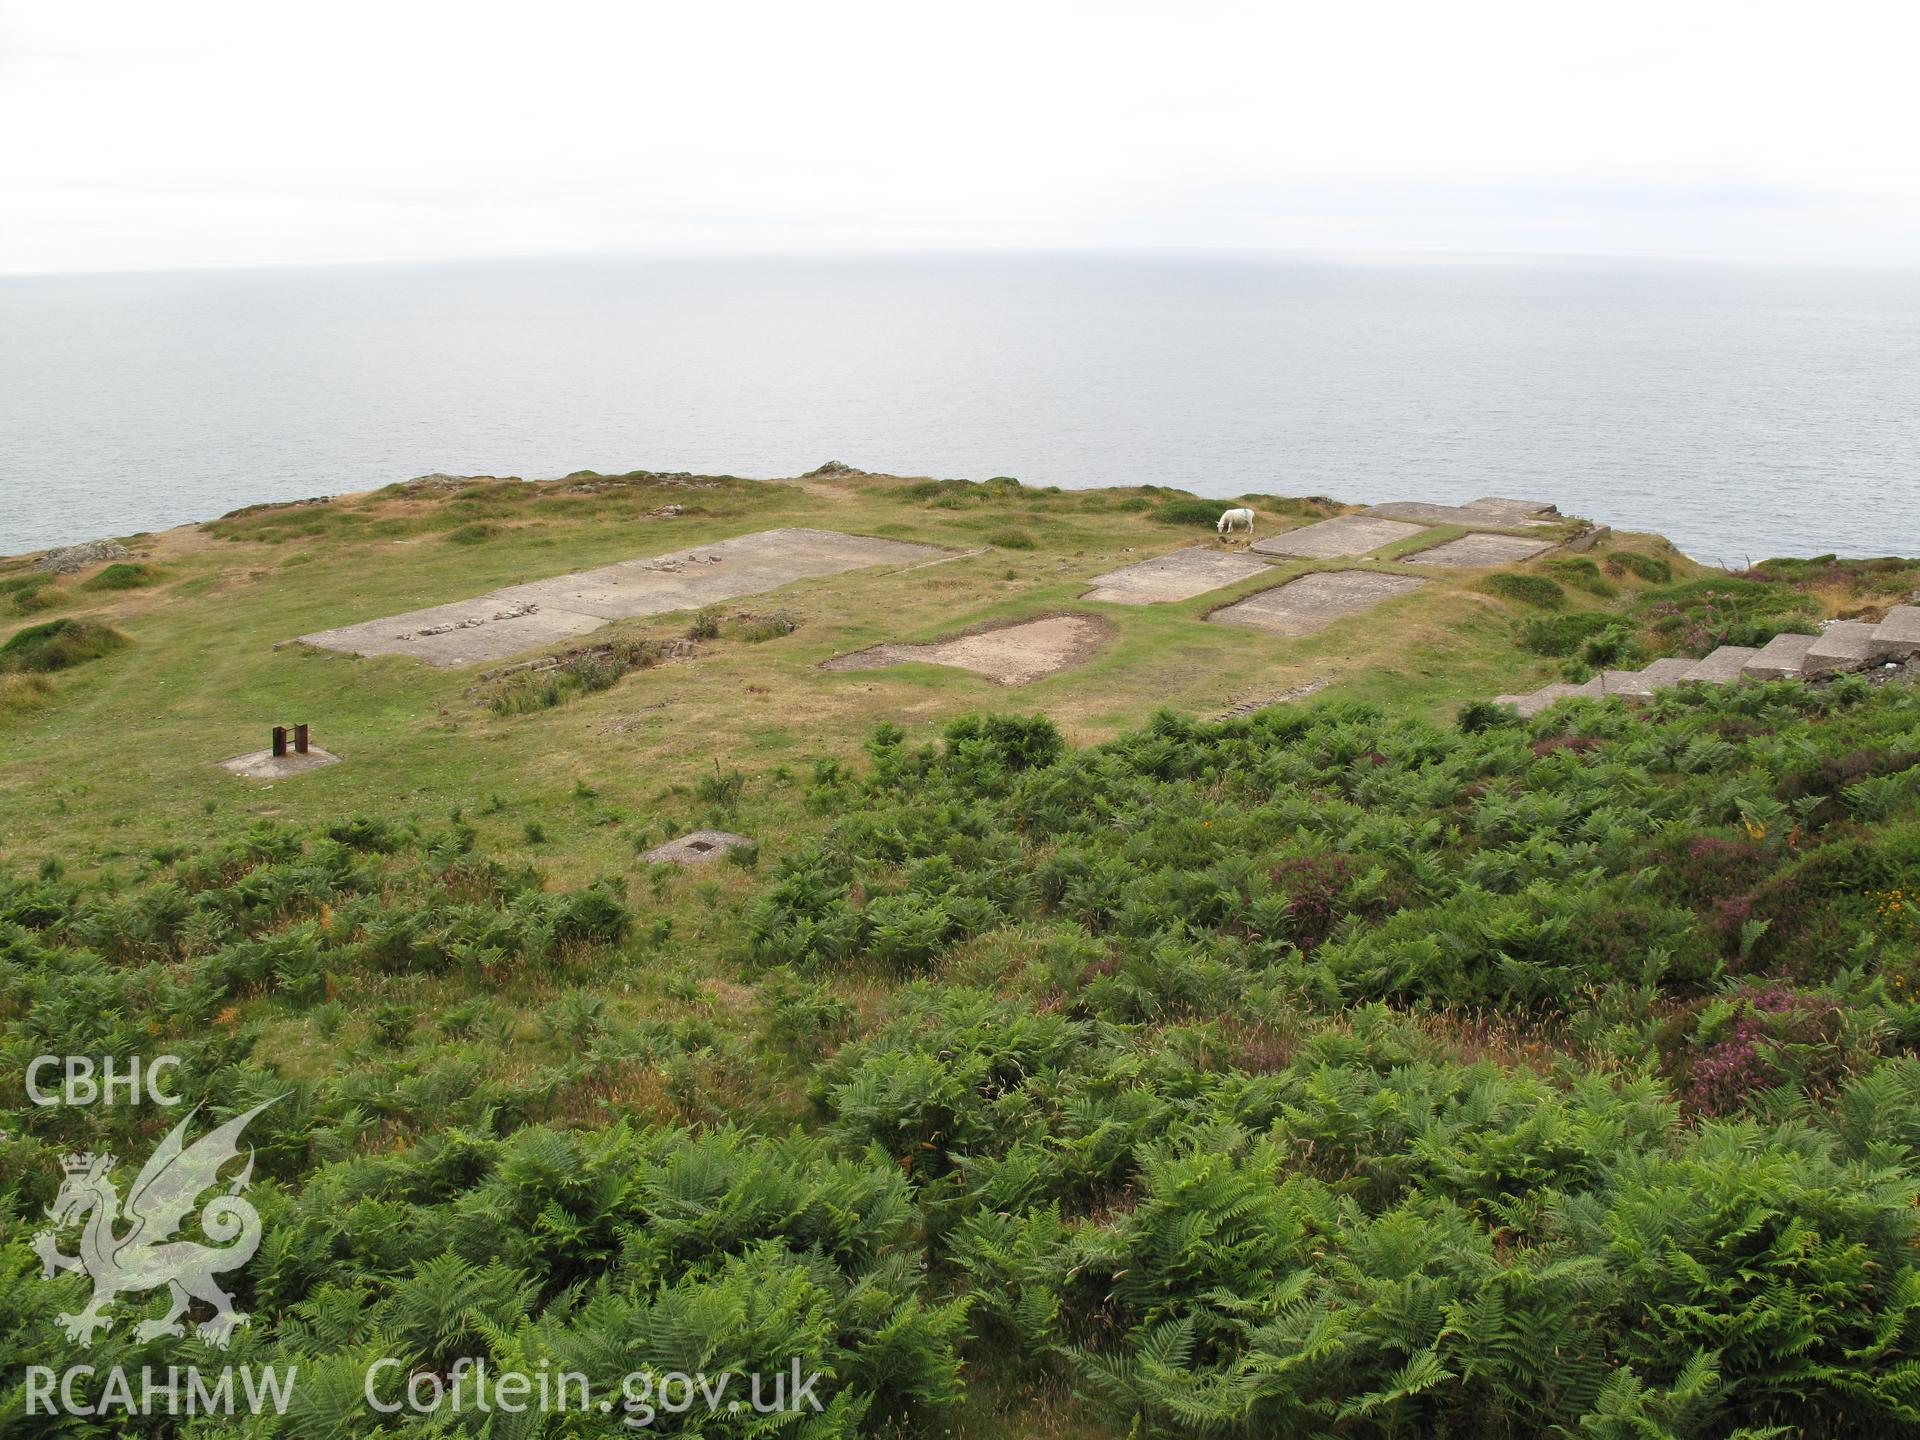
2;254;1916;561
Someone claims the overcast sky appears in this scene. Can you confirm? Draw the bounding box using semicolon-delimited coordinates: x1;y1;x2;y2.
3;0;1917;274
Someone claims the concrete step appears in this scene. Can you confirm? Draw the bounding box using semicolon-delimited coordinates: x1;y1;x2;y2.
1870;605;1920;661
1508;676;1602;718
1681;645;1761;685
1742;631;1819;680
1803;620;1879;676
1602;657;1698;700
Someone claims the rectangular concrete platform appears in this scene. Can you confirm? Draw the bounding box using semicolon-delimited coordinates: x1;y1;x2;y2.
1681;645;1760;684
1249;515;1426;560
1870;605;1920;660
295;528;948;667
1404;533;1558;567
1364;498;1559;527
1803;621;1879;676
1207;570;1426;638
1081;547;1271;603
1741;632;1818;680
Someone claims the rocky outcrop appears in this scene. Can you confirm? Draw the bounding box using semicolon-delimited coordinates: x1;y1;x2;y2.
34;540;131;574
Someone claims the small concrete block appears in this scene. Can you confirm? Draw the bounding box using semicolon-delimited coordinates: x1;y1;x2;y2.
1564;525;1611;553
218;747;343;780
1404;533;1557;567
1742;632;1818;680
1869;605;1920;660
1249;515;1425;559
1680;646;1760;684
643;830;753;865
1082;547;1270;603
1207;570;1427;637
1602;657;1697;699
1803;621;1879;676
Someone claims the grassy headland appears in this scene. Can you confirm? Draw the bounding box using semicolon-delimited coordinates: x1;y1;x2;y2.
4;469;1920;1438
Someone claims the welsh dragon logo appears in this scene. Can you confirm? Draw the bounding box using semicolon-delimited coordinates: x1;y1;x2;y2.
31;1099;278;1348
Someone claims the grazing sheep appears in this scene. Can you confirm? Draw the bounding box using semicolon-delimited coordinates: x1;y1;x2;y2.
1217;507;1255;538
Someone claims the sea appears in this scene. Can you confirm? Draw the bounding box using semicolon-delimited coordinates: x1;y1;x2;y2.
3;252;1916;563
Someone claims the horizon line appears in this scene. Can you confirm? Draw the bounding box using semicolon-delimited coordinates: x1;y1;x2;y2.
7;240;1920;282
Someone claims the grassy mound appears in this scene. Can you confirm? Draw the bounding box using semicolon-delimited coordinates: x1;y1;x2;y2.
80;561;159;591
1475;571;1566;609
0;617;127;673
0;573;60;615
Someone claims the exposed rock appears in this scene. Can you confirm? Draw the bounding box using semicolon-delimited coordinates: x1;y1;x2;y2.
804;461;863;477
34;540;131;574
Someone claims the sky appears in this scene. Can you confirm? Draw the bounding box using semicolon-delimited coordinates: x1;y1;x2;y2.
2;0;1917;274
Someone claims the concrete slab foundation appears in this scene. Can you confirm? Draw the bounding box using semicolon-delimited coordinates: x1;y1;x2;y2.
1250;515;1425;559
1207;570;1427;638
1082;547;1270;603
1405;533;1557;567
218;747;343;780
294;528;947;667
823;613;1110;685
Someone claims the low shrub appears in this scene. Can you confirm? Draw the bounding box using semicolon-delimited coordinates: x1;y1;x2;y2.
1633;579;1818;657
1151;498;1227;527
1457;698;1521;733
1606;550;1673;583
1520;611;1616;656
444;522;498;545
722;612;797;642
1476;572;1567;609
1747;553;1920;598
1543;555;1619;598
985;528;1037;551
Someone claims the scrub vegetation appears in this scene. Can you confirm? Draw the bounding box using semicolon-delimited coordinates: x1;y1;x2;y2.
5;468;1920;1436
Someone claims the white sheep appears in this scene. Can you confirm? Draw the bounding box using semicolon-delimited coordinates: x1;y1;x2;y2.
1216;507;1255;538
